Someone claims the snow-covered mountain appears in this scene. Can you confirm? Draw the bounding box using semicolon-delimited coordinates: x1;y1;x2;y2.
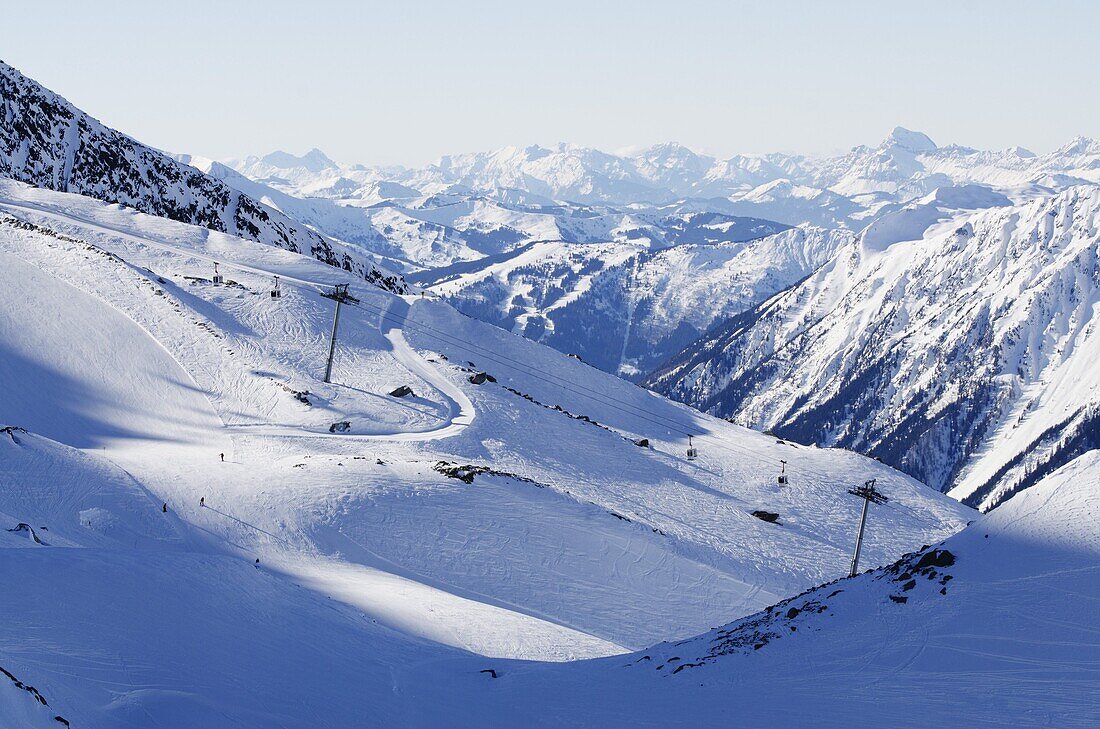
418;226;850;378
192;152;790;272
212;157;787;264
0;177;968;726
0;60;405;294
647;184;1100;511
2;57;1096;727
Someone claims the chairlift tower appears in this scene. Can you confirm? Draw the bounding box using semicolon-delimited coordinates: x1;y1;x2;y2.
320;284;360;384
847;479;888;577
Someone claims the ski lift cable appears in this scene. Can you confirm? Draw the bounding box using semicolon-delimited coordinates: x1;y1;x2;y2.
382;291;946;521
330;292;898;497
363;299;929;510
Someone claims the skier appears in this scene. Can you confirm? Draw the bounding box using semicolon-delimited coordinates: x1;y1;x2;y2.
255;558;260;567
200;496;205;508
219;452;225;462
162;502;167;513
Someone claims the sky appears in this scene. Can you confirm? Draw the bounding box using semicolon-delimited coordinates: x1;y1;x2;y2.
3;0;1098;167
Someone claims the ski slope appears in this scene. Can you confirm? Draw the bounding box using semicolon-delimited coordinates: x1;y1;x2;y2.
427;451;1100;727
0;180;971;726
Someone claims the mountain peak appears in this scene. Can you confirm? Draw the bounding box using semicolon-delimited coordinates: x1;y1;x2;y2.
1053;135;1100;157
882;126;938;153
259;148;337;172
640;141;695;155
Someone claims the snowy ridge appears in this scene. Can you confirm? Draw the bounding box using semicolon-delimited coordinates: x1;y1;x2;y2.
203;150;791;275
648;185;1100;511
216;162;791;271
0;60;406;294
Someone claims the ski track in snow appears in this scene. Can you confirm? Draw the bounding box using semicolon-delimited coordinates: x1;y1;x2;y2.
0;194;473;444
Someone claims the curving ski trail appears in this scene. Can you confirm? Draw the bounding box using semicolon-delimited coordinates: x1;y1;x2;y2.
0;194;474;445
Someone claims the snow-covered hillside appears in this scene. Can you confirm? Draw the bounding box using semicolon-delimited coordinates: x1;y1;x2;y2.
0;175;969;726
415;450;1100;727
0;60;404;294
419;227;851;378
648;185;1100;511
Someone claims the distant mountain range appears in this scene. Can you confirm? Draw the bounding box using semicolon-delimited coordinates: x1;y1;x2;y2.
223;127;1100;230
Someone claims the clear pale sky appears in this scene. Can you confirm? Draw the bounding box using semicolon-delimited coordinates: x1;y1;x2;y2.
3;0;1097;166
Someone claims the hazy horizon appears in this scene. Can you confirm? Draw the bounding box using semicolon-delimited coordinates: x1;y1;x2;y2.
217;125;1082;171
3;1;1097;167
